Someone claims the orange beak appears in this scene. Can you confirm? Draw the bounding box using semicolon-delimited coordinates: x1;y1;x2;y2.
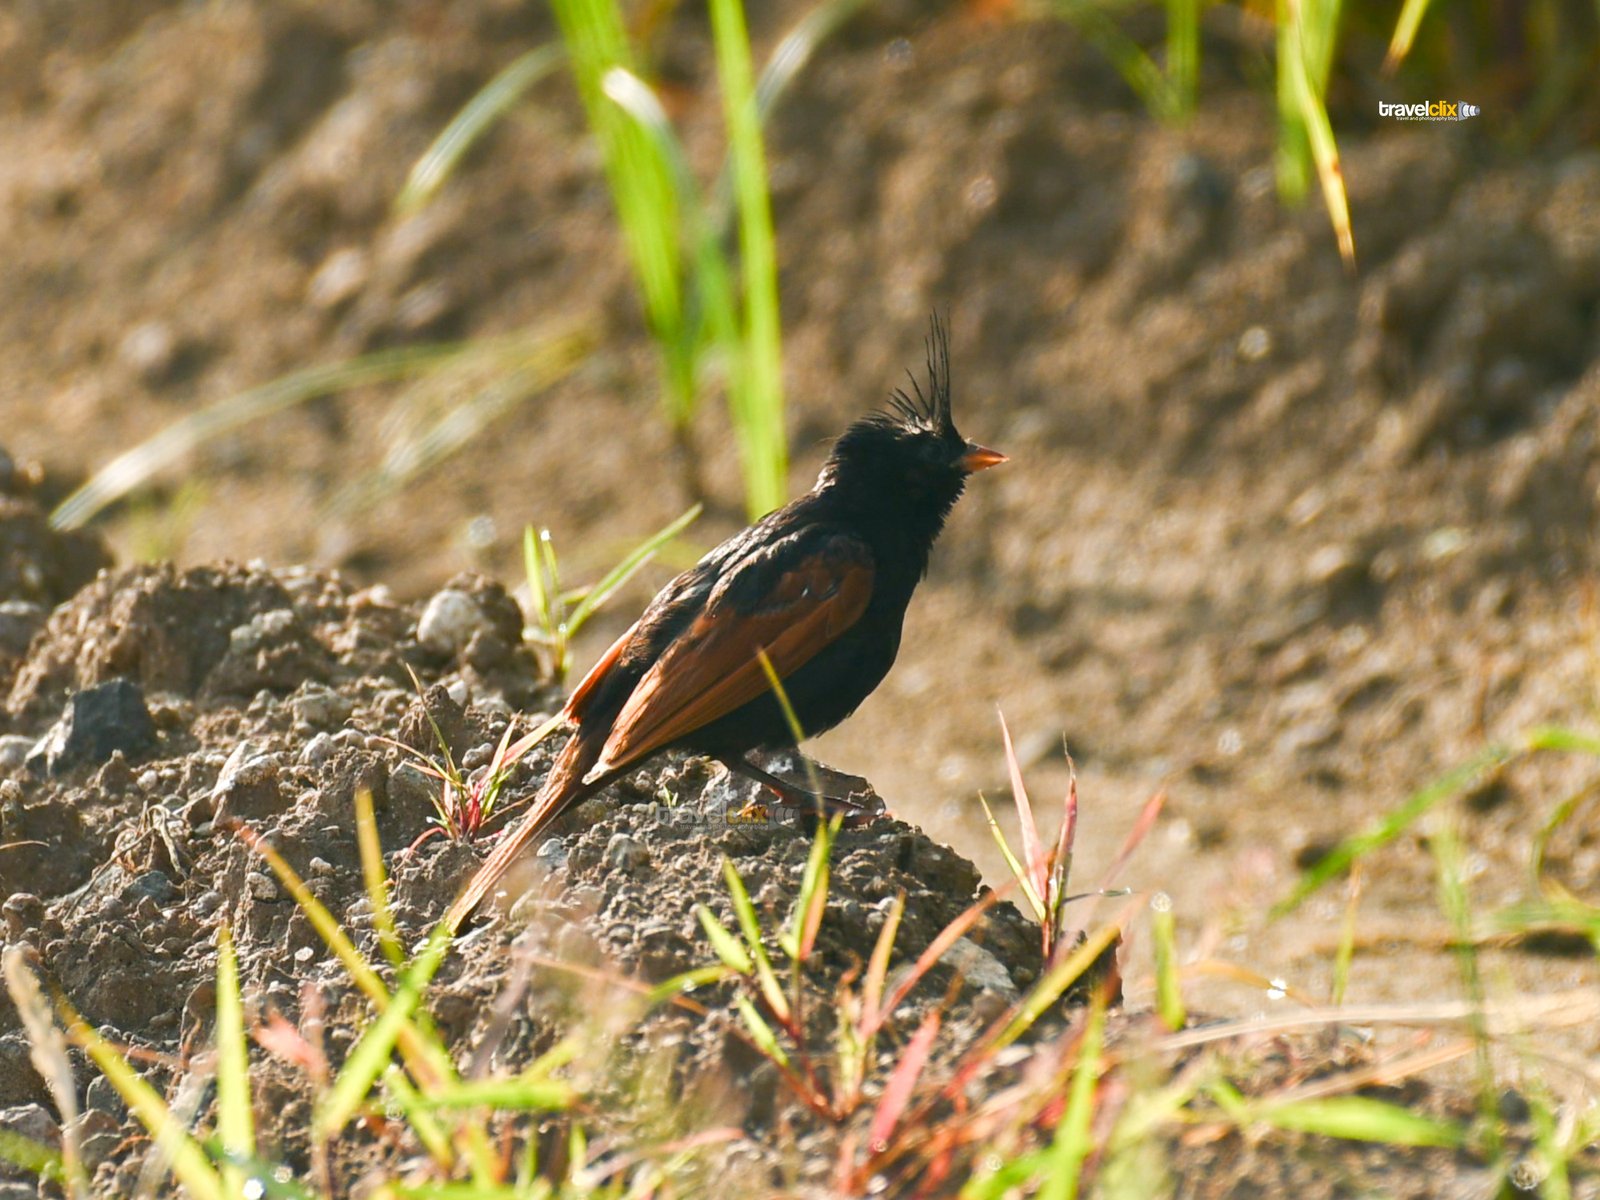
958;442;1008;473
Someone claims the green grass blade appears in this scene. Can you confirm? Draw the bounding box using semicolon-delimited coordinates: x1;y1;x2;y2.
1054;0;1177;119
61;1004;224;1200
978;792;1045;922
552;0;692;420
995;914;1125;1052
413;1079;575;1110
316;925;454;1139
1150;893;1186;1031
379;1065;454;1170
788;813;838;961
1255;1096;1464;1148
1273;742;1514;917
0;1128;61;1183
214;926;255;1194
710;0;787;517
1165;0;1200;118
397;44;565;213
332;332;593;515
696;904;754;975
722;857;790;1021
735;994;790;1066
1523;725;1600;756
646;963;739;1007
1383;0;1435;71
565;503;703;633
243;834;458;1095
1039;994;1108;1200
355;787;404;969
1276;0;1354;266
861;891;904;1036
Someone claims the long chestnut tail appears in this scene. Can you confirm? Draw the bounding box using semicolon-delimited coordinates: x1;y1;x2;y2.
442;727;604;932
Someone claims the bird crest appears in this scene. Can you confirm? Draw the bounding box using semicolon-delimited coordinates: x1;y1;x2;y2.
884;313;954;435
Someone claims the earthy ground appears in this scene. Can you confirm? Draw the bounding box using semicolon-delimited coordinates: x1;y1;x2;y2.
1;0;1598;1195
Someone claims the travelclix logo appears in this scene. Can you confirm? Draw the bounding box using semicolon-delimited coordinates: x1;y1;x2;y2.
1379;100;1480;121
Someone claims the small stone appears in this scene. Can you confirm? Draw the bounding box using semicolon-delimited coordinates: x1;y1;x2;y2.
0;735;32;770
308;856;335;877
944;937;1019;1000
300;731;336;767
117;320;178;383
445;678;470;707
137;769;160;791
1;893;44;939
127;869;177;906
605;833;650;874
416;589;493;657
246;872;281;901
1237;325;1273;362
26;679;157;776
306;246;369;309
294;946;315;964
211;741;286;824
193;890;225;918
292;684;352;730
85;1074;126;1118
67;1108;121;1170
0;1106;57;1163
535;837;568;871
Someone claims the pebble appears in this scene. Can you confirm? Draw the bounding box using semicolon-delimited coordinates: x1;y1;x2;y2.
604;833;651;874
292;684;353;730
416;588;493;656
0;735;32;770
116;319;179;383
535;836;568;871
228;608;297;653
25;679;157;776
943;937;1020;1001
309;856;336;877
300;731;336;766
245;872;281;901
66;1109;121;1170
85;1074;126;1117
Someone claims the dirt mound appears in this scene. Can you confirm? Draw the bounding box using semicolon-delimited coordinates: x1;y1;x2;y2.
0;450;111;689
0;560;1066;1194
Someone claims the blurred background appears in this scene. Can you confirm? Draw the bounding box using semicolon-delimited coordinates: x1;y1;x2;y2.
1;0;1597;1014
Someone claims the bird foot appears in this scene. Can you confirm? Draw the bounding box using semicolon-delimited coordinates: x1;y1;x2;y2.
718;752;887;827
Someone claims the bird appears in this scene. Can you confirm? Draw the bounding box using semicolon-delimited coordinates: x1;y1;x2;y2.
444;316;1005;930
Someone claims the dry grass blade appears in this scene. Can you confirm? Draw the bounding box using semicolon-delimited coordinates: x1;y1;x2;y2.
877;889;1002;1025
50;336;499;528
860;891;905;1040
396;44;565;213
2;947;87;1198
1156;987;1600;1052
868;1011;941;1154
998;709;1048;909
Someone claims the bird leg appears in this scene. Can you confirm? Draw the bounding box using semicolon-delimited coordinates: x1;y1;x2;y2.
716;752;886;825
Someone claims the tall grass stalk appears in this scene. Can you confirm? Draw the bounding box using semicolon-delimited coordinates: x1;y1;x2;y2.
553;0;792;516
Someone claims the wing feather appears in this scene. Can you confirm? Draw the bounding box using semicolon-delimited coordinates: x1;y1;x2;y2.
588;538;873;777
